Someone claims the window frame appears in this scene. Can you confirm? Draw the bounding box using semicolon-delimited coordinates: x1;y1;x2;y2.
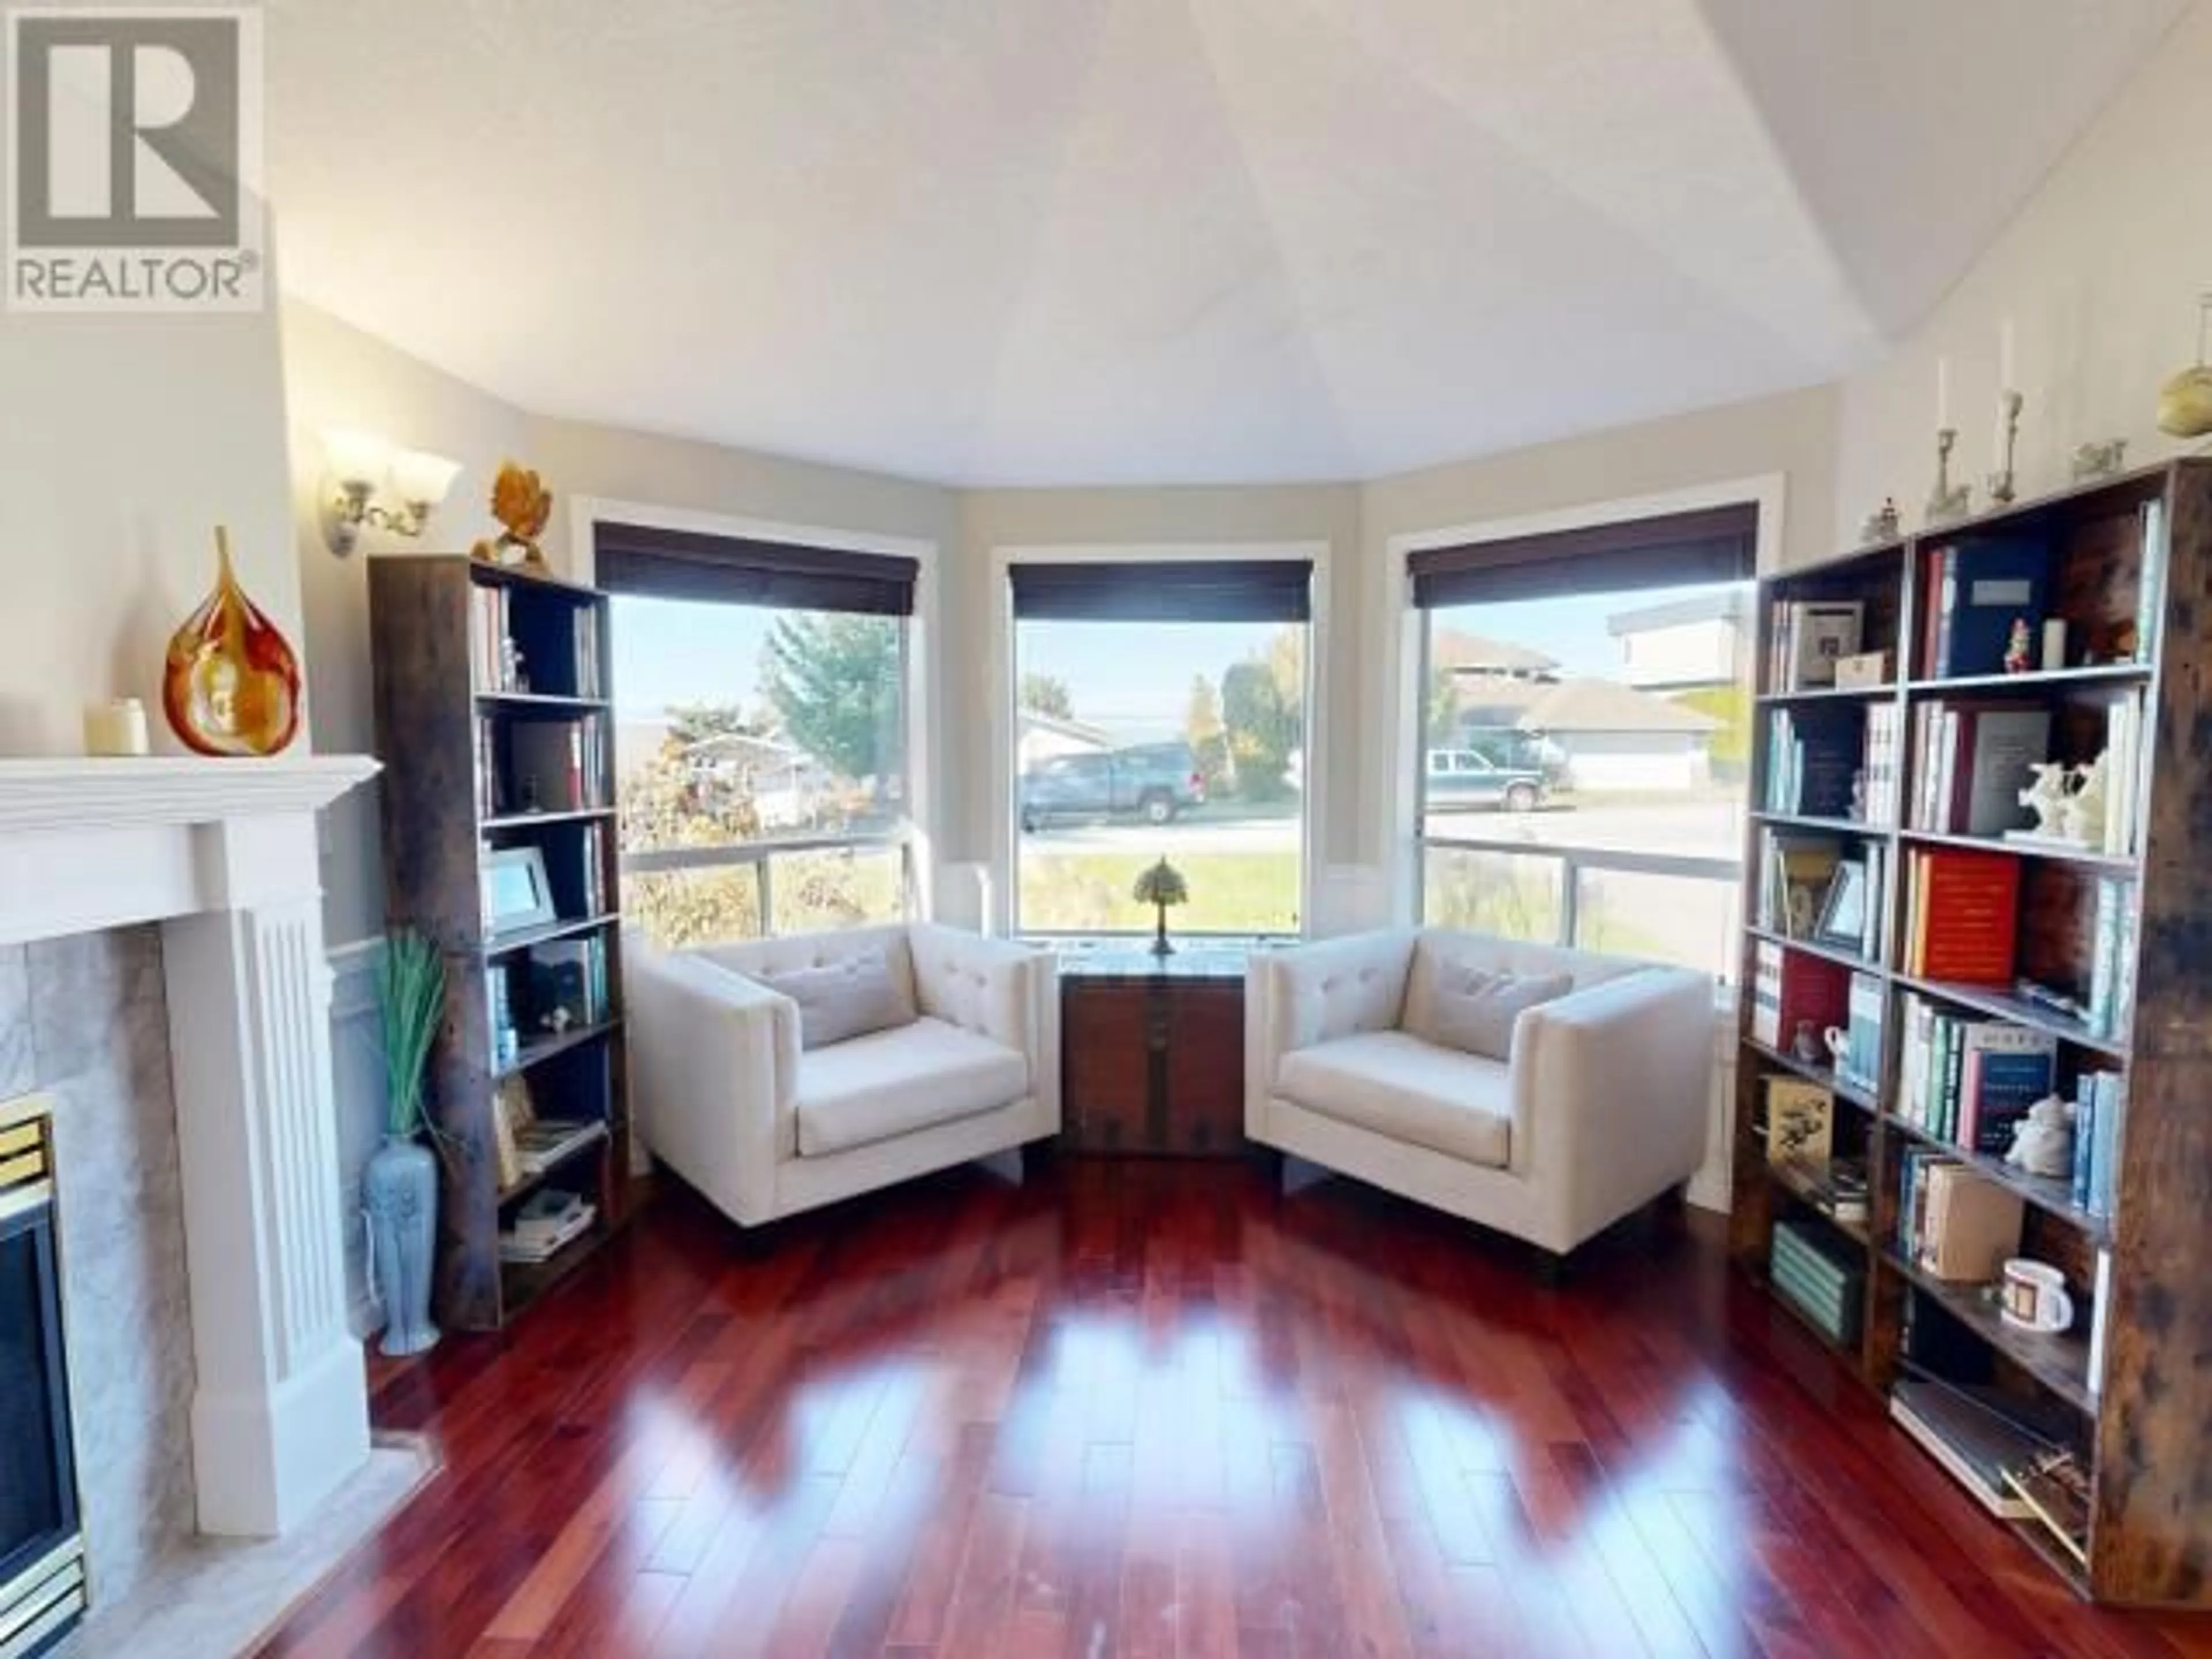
1385;475;1783;953
988;539;1332;943
574;495;939;940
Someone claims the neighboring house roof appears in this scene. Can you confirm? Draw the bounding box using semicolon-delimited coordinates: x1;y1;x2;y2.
1018;710;1113;749
1430;628;1558;676
1605;589;1752;636
681;730;809;769
1516;678;1722;734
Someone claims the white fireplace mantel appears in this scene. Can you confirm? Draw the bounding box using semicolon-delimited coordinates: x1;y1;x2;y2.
0;754;382;1539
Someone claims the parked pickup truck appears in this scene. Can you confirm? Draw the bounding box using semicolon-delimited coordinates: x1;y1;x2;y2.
1423;748;1550;812
1020;742;1207;831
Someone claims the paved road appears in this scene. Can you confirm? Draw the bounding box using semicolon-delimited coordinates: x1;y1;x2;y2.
1025;794;1744;864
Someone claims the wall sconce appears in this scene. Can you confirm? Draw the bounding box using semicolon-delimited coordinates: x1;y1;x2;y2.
320;428;463;556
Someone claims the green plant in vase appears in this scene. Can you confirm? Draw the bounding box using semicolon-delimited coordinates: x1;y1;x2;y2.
1133;857;1189;957
365;930;447;1357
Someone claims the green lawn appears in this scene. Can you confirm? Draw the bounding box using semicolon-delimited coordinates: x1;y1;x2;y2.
1018;850;1302;935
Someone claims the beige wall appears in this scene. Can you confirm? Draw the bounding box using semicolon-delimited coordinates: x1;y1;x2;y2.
0;305;300;759
1834;2;2212;544
281;299;533;944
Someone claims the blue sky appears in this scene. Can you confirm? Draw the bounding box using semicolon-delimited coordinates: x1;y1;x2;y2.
612;581;1745;737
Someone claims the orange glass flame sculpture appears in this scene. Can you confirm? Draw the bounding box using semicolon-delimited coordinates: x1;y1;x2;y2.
161;525;302;756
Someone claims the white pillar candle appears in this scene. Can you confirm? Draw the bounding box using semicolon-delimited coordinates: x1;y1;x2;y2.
82;697;150;756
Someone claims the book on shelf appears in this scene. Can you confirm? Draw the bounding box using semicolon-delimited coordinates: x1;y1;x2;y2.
1769;600;1865;692
1770;1219;1865;1343
1889;1378;2045;1520
1902;847;2019;984
499;1188;598;1264
1839;971;1884;1095
1921;539;2051;679
512;1116;608;1177
1901;1158;2023;1283
1763;1078;1833;1166
2072;1069;2127;1218
2087;1248;2113;1399
2100;688;2149;859
1755;830;1839;940
1862;702;1902;827
1765;706;1861;819
572;605;604;700
1910;702;2051;836
469;584;514;693
1897;1001;2056;1149
1777;1154;1869;1226
1749;941;1847;1053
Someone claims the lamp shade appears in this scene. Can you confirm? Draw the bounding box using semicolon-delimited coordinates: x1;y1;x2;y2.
389;449;463;508
320;427;392;488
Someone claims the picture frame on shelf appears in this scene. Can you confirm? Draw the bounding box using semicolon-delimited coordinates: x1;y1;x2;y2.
1813;859;1869;952
482;845;557;940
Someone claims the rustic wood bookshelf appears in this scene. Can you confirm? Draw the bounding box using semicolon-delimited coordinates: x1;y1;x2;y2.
368;556;630;1332
1731;459;2212;1605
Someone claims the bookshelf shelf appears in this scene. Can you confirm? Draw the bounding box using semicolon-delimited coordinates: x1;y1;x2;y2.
370;555;632;1334
1894;827;2137;873
1889;973;2128;1060
1733;459;2212;1604
1745;925;1883;977
1755;683;1897;706
1880;1248;2095;1414
1903;664;2153;695
480;806;617;833
482;911;622;959
496;1123;612;1207
476;691;612;714
1748;809;1875;835
495;1017;622;1082
1766;1160;1870;1247
1884;1115;2111;1244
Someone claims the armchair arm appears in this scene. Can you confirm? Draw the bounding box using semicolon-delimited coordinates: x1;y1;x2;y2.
623;938;799;1226
908;927;1059;1132
1250;930;1418;1062
1510;967;1714;1251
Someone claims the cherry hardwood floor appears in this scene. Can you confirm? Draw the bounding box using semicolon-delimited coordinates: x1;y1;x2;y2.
257;1158;2212;1658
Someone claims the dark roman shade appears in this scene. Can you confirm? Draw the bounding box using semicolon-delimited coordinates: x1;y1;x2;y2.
594;520;919;616
1008;559;1313;624
1408;503;1756;608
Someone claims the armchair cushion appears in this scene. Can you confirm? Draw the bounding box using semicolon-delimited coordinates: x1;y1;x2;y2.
1277;1031;1513;1168
795;1017;1030;1158
1415;965;1573;1061
756;949;915;1050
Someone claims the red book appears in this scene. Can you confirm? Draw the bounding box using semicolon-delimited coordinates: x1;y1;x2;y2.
1914;850;2020;984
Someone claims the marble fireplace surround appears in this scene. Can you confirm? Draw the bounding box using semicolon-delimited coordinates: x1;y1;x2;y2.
0;757;380;1547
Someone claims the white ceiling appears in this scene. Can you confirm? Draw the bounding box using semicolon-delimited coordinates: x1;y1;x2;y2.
267;0;2184;487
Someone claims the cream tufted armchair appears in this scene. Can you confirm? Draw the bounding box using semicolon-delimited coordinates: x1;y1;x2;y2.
1247;928;1711;1267
626;923;1059;1228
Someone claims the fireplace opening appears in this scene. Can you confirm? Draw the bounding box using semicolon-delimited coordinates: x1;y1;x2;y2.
0;1095;84;1658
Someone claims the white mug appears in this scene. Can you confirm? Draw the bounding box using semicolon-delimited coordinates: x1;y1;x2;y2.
1999;1258;2074;1334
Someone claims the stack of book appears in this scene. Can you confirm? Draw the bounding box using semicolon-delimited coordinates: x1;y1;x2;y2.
1908;702;2050;835
578;822;610;918
1894;994;2056;1150
2071;1070;2128;1218
468;584;516;692
1896;1150;2024;1282
1900;848;2019;984
2086;876;2138;1040
2097;689;2150;859
1838;971;1885;1094
572;606;604;700
1919;539;2050;678
1766;599;1864;693
499;1188;597;1264
1770;1219;1864;1344
1862;702;1903;827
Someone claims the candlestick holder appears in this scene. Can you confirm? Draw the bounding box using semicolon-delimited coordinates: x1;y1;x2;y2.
1927;427;1971;525
1987;390;2024;506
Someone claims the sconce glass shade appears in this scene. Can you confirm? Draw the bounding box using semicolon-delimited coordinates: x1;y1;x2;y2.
321;427;392;489
389;449;463;508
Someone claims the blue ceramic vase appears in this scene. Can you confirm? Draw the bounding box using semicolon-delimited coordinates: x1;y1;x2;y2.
364;1134;440;1357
